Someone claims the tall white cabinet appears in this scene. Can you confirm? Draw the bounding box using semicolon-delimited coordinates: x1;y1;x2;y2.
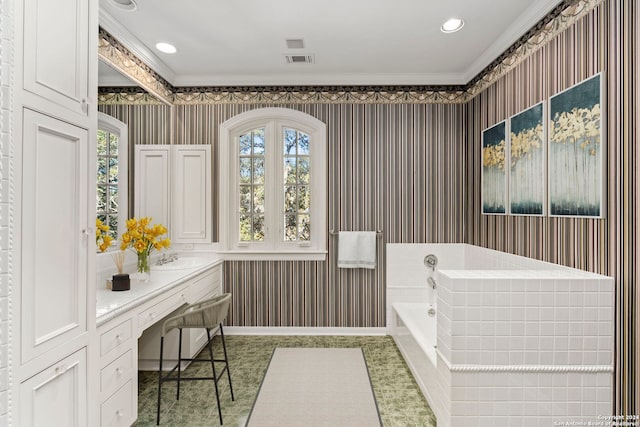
135;145;212;244
13;0;98;425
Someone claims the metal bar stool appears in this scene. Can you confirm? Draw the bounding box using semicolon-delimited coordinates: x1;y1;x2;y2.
156;293;235;425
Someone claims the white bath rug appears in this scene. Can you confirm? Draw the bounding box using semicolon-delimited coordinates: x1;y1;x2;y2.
246;347;382;427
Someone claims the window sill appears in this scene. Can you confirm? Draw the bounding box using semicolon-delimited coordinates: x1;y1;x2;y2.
217;250;327;261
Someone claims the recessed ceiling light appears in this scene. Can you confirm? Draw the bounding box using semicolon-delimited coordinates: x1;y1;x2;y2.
155;42;177;54
441;18;464;33
109;0;137;11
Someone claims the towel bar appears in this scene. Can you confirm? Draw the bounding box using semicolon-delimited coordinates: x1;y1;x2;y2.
330;230;383;236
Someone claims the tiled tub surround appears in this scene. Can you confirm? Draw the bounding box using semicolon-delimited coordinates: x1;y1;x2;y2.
387;243;614;426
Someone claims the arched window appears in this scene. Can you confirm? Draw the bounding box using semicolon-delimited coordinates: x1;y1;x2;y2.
219;108;327;260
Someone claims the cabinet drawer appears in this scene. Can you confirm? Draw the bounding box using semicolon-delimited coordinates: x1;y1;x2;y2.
100;319;132;357
138;291;186;331
100;350;133;395
101;380;134;427
189;268;221;303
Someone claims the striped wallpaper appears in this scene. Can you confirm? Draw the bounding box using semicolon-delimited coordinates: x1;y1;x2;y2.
100;103;467;327
98;0;638;415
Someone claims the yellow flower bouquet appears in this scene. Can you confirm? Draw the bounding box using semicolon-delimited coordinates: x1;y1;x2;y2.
96;218;113;252
119;217;171;278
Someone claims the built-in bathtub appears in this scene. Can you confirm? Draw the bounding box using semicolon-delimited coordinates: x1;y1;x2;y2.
387;243;614;427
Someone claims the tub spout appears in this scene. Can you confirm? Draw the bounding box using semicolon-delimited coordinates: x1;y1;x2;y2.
427;276;437;290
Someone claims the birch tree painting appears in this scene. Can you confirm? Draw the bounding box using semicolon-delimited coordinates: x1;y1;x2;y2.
549;74;604;217
509;102;545;215
482;121;507;214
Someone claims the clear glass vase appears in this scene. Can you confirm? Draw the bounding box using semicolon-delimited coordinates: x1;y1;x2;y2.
132;251;150;281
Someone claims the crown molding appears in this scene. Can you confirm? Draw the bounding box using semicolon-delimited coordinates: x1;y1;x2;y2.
173;72;468;87
98;8;176;83
461;0;564;82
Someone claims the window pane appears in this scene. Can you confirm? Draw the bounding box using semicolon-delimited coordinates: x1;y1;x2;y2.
298;214;311;240
253;158;265;184
239;133;252;155
253;215;265;241
109;158;118;184
97;130;107;155
253;185;264;213
96;185;107;212
284;128;297;154
284;186;297;212
239;185;251;213
97;157;107;184
239;158;252;184
284;214;297;241
107;214;118;238
298;157;310;184
298;132;310;155
253;129;265;154
284;157;297;183
239;215;251;241
109;134;119;155
108;185;118;213
298;186;310;212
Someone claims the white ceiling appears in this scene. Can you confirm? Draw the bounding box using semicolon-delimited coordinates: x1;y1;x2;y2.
98;0;563;87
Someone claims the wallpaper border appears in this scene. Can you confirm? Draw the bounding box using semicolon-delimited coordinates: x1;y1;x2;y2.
98;0;603;106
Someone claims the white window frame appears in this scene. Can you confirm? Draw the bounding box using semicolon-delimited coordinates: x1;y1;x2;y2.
97;112;128;251
219;108;327;260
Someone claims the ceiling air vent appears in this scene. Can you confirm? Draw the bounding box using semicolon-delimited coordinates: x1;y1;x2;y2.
284;54;314;64
286;39;305;49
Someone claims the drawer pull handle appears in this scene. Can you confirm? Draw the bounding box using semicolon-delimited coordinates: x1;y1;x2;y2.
116;410;124;418
53;365;66;377
115;334;122;342
115;367;123;375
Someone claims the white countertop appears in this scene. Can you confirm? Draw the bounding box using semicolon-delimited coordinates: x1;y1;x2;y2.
96;255;223;327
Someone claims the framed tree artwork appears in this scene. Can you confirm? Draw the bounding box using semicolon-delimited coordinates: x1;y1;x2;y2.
508;102;545;216
482;120;508;215
548;73;605;218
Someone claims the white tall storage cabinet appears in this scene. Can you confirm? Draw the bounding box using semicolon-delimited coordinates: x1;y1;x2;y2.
135;145;212;244
13;0;98;425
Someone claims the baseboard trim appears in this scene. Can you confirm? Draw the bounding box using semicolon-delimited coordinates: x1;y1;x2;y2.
224;326;387;336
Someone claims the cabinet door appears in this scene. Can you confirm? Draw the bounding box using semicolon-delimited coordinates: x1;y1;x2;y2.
20;348;87;427
172;146;212;243
23;0;91;118
134;146;170;227
21;109;88;364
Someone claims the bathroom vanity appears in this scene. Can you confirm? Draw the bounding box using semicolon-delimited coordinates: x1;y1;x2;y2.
95;256;223;427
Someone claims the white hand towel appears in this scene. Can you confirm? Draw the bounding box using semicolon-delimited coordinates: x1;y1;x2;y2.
337;231;377;269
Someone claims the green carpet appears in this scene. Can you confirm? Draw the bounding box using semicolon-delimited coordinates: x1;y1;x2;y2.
134;335;436;427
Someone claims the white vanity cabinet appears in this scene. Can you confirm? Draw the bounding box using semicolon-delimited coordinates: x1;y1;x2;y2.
135;145;212;244
95;261;223;425
97;317;137;427
19;348;88;427
138;266;222;371
13;0;97;425
171;146;212;243
22;0;94;123
134;146;171;227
